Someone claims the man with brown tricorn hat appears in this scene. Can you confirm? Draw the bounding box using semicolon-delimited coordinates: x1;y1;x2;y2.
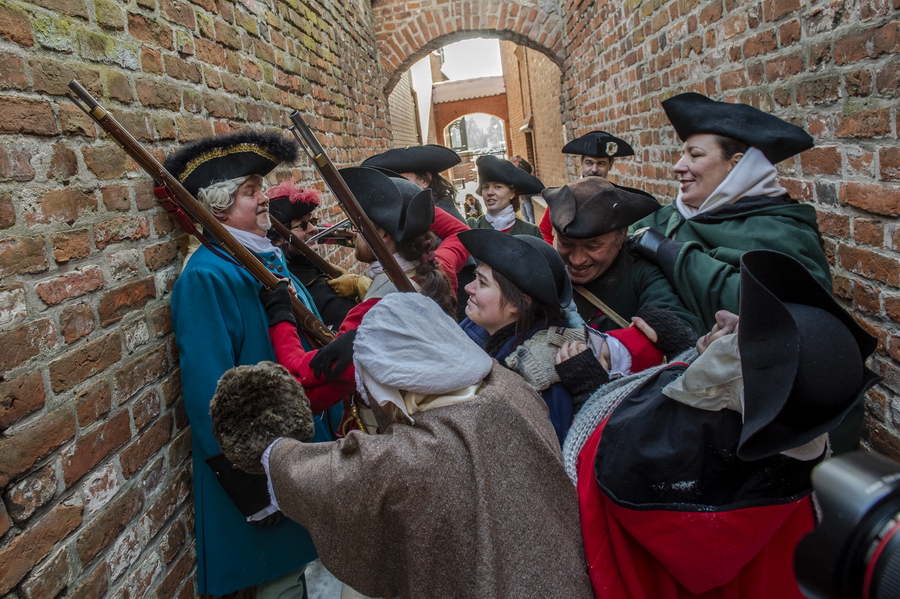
542;177;702;337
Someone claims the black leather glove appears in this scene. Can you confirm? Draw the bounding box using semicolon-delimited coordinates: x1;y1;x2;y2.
627;227;683;280
258;280;296;327
309;329;357;380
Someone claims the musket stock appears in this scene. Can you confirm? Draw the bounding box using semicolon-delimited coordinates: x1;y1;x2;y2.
66;79;335;346
288;112;415;293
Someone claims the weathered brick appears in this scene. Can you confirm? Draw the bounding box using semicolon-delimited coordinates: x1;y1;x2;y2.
143;239;178;270
0;407;74;487
141;46;163;74
101;185;130;211
886;295;900;324
51;229;91;264
36;266;104;306
120;413;172;478
61;303;96;344
871;421;900;462
154;546;194;598
0;192;13;228
836;108;893;138
141;468;189;540
855;218;885;247
29;58;102;97
838;244;900;287
840;182;900;217
81;145;132;180
801;145;841;175
762;0;801;21
0;1;35;46
796;76;840;105
75;380;112;428
160;0;196;29
0;498;83;595
880;146;900;181
0;96;57;136
114;345;168;404
48;332;122;393
94;217;150;250
0;144;35;182
68;563;109;599
0;282;26;329
75;485;142;566
127;12;174;49
0;318;56;373
0;371;46;430
25;188;98;226
158;520;186;563
98;278;156;327
847;69;873;96
0;235;48;277
5;464;58;522
62;409;131;486
20;547;71;599
119;554;162;599
133;389;161;430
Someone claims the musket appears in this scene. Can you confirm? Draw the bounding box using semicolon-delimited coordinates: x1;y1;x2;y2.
288;111;416;293
65;79;335;346
268;218;344;280
305;218;352;246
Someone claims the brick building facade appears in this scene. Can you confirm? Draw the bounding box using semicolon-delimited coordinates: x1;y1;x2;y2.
1;0;899;597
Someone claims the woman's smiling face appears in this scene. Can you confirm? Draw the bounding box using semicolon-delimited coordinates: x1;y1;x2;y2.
463;264;519;335
674;134;743;208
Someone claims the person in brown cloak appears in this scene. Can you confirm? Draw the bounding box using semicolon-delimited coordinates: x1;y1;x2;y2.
210;292;593;599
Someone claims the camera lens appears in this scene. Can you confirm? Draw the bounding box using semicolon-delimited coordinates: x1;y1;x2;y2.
795;452;900;599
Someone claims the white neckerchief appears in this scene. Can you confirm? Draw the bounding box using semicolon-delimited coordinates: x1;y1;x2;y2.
675;147;788;219
365;252;420;279
484;204;517;231
222;223;283;259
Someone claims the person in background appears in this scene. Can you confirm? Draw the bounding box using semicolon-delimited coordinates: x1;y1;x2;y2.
540;130;636;244
166;131;331;598
266;181;357;330
467;154;543;237
209;293;595;599
463;193;483;219
510;154;537;223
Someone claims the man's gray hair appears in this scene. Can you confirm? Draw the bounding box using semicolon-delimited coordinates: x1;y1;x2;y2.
197;174;265;214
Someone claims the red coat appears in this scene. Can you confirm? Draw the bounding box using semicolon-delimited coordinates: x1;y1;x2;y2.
575;366;816;599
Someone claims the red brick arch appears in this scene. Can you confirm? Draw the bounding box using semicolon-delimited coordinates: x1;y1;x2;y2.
372;0;565;94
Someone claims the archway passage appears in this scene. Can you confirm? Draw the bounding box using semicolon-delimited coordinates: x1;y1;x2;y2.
373;0;565;95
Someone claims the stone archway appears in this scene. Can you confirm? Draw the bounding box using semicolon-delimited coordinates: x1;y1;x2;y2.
372;0;565;95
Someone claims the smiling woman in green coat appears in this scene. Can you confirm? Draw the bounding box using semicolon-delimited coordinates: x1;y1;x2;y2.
629;93;832;332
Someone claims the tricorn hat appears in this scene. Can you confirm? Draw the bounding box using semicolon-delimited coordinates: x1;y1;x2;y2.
362;145;461;174
662;92;814;164
266;182;321;225
542;177;659;239
163;131;299;196
562;131;635;159
737;250;881;461
459;229;572;308
476;154;545;196
338;167;434;242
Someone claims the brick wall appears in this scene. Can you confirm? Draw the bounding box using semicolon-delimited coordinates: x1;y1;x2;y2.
560;0;900;457
0;0;388;597
386;70;421;147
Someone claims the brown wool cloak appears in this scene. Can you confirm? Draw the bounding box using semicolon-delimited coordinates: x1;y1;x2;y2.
269;363;593;599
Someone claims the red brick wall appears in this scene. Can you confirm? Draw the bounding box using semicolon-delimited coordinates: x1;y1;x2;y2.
432;94;511;147
0;0;388;596
387;70;422;147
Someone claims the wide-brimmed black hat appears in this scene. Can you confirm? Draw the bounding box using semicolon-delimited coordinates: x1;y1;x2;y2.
662;92;814;164
266;182;321;225
562;131;635;159
459;229;572;308
737;250;880;461
163;131;298;196
361;145;461;174
542;177;659;239
338;167;434;242
475;154;544;196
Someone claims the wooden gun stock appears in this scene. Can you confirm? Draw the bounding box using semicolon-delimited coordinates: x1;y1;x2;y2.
66;79;335;346
288;111;415;293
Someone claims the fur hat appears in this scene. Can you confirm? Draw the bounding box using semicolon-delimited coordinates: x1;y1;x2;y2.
562;131;635;158
266;182;321;225
542;177;659;239
210;361;315;474
362;144;461;174
163;131;299;196
662;92;814;164
338;166;434;242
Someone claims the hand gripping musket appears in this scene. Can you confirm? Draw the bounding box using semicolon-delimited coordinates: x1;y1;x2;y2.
66;79;335;347
288;111;416;293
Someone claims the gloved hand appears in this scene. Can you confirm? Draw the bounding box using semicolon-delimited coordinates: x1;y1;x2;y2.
258;280;296;327
309;329;357;380
327;273;372;299
627;227;668;263
635;304;698;358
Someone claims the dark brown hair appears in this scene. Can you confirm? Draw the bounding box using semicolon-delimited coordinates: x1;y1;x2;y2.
396;231;457;318
422;172;458;204
491;268;562;345
713;135;750;160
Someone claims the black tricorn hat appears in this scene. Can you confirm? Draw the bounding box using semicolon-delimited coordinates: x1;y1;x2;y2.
562;131;635;158
338;167;434;242
362;145;461;174
459;229;572;308
542;177;659;239
266;182;321;225
476;154;545;196
737;250;881;461
662;92;814;164
163;131;299;196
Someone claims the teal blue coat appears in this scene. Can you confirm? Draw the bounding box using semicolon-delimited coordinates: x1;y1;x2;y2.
172;244;336;595
631;196;832;330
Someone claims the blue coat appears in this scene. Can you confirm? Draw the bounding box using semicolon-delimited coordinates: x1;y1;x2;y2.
172;244;338;595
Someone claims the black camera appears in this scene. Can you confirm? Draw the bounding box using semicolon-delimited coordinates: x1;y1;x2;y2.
795;451;900;599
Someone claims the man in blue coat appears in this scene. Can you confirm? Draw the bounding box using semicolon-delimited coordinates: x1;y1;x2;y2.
166;131;336;597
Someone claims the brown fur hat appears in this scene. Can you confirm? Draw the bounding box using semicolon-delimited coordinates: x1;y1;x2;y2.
210;361;315;473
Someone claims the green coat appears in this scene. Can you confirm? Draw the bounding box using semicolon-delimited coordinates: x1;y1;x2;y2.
574;249;703;335
467;214;542;237
631;196;831;330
